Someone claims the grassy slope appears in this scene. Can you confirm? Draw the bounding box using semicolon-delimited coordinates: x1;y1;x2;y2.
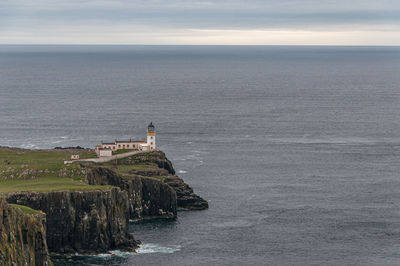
9;204;42;215
102;154;168;180
0;148;110;193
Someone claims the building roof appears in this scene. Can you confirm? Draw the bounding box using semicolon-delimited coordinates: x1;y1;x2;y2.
116;140;132;143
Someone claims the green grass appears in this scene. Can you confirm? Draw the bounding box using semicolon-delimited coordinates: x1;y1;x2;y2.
0;148;110;193
0;147;163;193
9;204;41;215
0;176;111;193
105;163;159;176
0;148;97;182
113;149;133;155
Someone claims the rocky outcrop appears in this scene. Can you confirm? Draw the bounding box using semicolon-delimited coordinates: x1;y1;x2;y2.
141;177;177;218
91;150;208;211
118;151;176;175
86;166;177;219
0;197;52;265
163;175;209;210
133;151;208;210
6;188;138;254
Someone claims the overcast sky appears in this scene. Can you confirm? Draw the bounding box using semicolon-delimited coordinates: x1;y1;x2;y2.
1;0;400;45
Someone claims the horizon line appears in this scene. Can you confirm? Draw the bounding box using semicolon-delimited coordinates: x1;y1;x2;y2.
1;44;400;47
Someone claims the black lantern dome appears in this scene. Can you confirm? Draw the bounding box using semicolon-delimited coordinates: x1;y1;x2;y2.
148;122;155;132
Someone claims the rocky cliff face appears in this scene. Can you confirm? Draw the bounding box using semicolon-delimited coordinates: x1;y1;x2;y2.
6;188;138;254
123;151;209;210
86;166;177;219
86;150;208;213
163;175;209;210
0;197;52;265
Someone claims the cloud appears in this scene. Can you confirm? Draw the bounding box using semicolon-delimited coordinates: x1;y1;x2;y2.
1;0;400;44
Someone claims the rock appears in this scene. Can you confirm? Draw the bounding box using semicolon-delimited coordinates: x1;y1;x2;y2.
121;150;176;175
131;151;208;210
54;146;87;150
94;150;208;211
86;166;177;219
163;175;209;210
6;188;139;254
0;197;53;265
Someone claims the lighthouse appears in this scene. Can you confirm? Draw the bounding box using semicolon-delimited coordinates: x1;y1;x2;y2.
147;122;156;150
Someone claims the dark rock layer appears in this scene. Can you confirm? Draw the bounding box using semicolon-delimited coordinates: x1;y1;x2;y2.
86;166;177;219
163;175;209;210
88;150;208;211
140;151;208;210
0;197;52;265
6;188;138;254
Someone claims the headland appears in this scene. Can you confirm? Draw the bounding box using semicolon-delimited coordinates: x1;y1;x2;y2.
0;145;208;265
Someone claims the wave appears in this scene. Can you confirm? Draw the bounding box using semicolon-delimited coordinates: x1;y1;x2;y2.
136;243;181;254
178;170;187;174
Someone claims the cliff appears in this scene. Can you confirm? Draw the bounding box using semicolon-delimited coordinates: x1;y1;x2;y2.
163;175;209;210
85;150;208;213
117;151;209;210
0;147;207;263
85;166;177;219
0;197;52;266
6;188;139;254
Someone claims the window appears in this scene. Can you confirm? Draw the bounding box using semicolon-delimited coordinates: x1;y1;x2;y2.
118;145;121;148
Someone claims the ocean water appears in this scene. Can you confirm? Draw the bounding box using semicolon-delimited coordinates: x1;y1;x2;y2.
1;45;400;265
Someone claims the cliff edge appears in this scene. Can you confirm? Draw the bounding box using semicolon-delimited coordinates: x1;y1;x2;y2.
88;150;208;211
0;197;52;265
6;188;139;254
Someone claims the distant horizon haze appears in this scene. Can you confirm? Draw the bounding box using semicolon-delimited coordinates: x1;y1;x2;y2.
1;0;400;45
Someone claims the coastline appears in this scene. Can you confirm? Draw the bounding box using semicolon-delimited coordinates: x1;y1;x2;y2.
0;147;208;264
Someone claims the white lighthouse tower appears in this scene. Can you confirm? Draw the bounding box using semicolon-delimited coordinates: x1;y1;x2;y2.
147;122;156;150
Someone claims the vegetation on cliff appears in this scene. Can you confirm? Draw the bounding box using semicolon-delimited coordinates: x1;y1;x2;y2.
7;188;139;254
0;197;52;265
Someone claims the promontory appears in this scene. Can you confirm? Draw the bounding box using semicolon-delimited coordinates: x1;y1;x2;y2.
0;147;208;265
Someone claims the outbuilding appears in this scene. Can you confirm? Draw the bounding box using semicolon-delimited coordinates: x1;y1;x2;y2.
99;149;112;157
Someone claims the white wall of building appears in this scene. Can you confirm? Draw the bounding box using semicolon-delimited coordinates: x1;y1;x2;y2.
99;149;113;157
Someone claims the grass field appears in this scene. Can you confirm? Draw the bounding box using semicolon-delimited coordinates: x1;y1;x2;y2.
0;148;110;193
113;149;132;155
0;148;166;193
110;163;159;174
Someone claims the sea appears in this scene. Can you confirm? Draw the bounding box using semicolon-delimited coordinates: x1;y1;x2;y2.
1;45;400;265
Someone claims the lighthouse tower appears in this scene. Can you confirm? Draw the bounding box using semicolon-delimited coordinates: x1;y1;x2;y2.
147;122;156;150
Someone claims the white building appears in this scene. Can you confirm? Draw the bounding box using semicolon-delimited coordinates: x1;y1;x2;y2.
71;154;80;160
95;122;156;157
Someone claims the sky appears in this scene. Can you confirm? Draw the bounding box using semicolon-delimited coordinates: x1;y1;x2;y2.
1;0;400;45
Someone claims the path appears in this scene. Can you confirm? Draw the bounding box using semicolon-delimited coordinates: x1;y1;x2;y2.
64;150;151;164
